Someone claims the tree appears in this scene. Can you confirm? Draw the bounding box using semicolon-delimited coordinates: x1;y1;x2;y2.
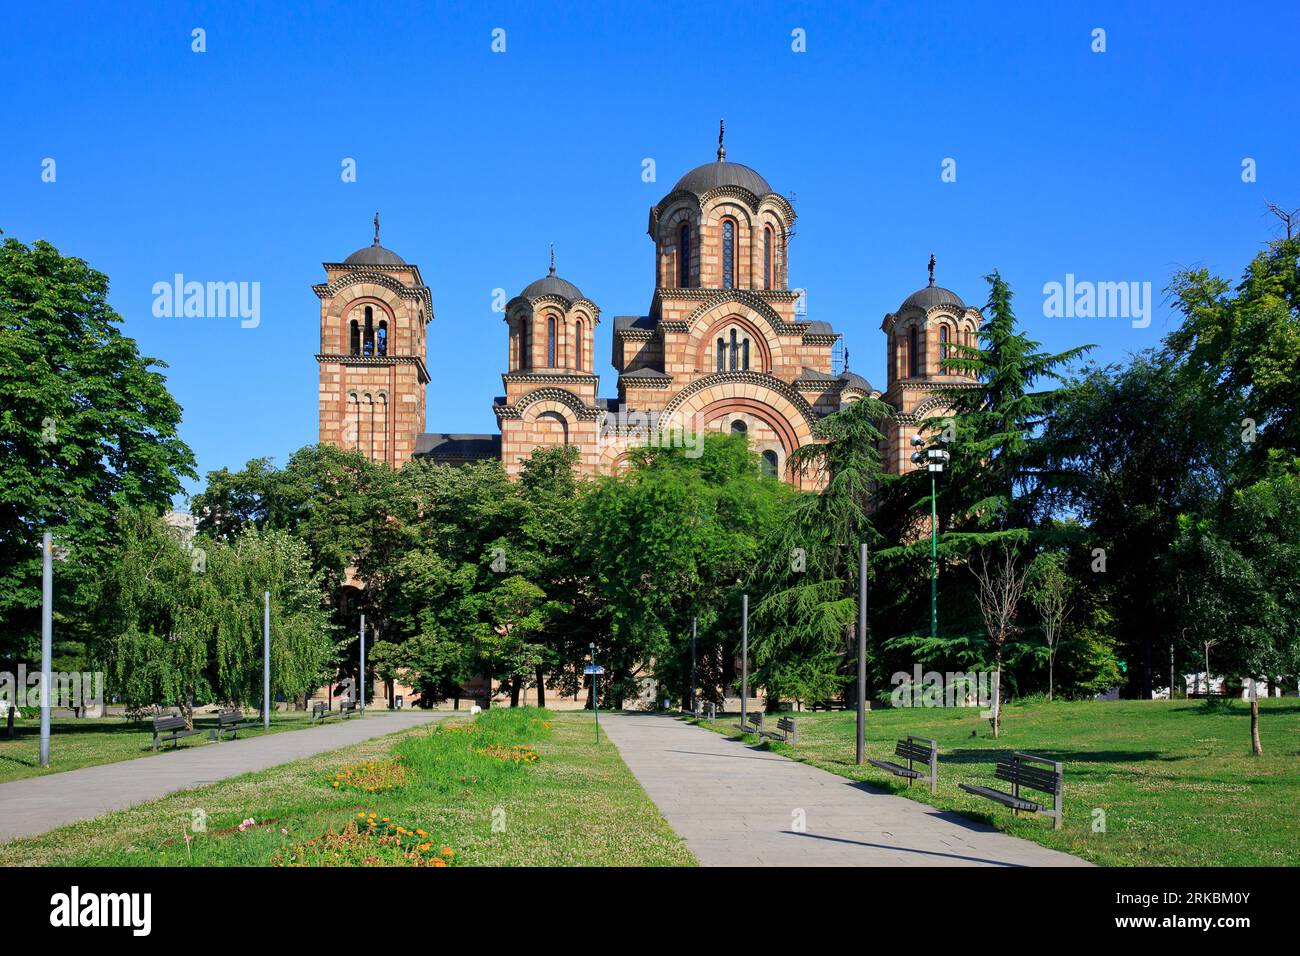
0;236;194;667
750;395;892;706
970;543;1028;737
1028;551;1072;701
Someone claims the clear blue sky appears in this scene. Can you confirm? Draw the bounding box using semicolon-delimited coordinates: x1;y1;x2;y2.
5;1;1298;498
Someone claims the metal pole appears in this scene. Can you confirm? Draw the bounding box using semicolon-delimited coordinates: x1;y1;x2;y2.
690;617;697;712
1170;644;1175;700
359;613;366;713
930;471;938;639
590;642;598;744
263;591;270;729
40;533;52;768
741;594;749;726
856;542;867;765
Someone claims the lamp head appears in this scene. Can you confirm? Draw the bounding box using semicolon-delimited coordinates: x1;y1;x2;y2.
910;435;926;447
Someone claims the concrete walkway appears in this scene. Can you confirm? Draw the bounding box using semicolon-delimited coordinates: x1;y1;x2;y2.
601;713;1089;867
0;711;445;843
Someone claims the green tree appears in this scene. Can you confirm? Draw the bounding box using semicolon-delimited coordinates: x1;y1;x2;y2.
0;236;194;666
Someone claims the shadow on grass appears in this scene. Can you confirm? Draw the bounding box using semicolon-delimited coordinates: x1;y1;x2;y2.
936;747;1178;766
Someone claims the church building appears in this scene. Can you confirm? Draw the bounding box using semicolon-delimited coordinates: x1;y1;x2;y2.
314;126;983;484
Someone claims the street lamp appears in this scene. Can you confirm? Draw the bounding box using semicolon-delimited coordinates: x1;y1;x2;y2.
911;434;950;639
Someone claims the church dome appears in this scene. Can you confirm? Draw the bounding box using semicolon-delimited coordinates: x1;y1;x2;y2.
344;214;405;266
673;160;773;197
521;274;582;300
344;241;406;266
900;283;965;313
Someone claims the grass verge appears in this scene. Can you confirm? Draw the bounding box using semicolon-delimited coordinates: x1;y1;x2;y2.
0;711;328;784
2;708;695;867
696;698;1299;867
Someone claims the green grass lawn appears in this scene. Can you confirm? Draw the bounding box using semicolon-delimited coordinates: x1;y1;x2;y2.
698;698;1299;867
2;708;695;867
0;711;326;784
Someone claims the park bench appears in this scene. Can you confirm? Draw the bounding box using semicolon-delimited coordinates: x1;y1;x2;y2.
761;715;798;745
311;701;339;723
734;711;764;737
959;752;1063;830
151;713;202;751
340;699;360;719
811;699;847;711
868;735;938;794
209;708;255;741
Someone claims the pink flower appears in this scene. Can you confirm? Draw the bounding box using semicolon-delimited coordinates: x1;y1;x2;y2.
238;817;256;832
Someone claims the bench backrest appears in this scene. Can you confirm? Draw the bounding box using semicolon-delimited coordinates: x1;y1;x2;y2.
744;713;762;729
153;715;187;732
342;699;357;710
217;710;241;722
777;716;796;733
312;701;326;714
894;737;936;763
995;753;1062;795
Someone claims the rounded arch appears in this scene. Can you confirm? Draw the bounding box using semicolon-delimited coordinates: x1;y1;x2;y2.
694;313;773;373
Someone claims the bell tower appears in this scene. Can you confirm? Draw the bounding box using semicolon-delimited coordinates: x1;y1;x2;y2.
314;215;433;466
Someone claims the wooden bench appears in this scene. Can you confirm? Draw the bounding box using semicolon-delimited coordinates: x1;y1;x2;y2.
151;713;202;751
734;711;763;737
762;715;798;744
340;699;360;719
868;736;938;794
209;708;255;741
810;699;847;712
311;701;339;723
959;752;1063;829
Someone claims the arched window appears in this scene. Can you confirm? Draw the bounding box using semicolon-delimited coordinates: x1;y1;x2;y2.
349;319;360;355
763;227;773;290
908;325;919;378
377;320;388;357
716;337;726;372
574;321;583;370
742;338;750;371
547;316;556;368
730;420;747;435
363;307;375;356
721;220;735;289
679;224;691;287
729;329;738;370
761;450;778;478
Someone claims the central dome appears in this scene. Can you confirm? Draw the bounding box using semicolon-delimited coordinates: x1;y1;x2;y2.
900;284;965;313
344;241;406;266
673;160;772;197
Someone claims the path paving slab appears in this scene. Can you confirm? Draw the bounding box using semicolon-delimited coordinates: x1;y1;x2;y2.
0;711;445;843
601;713;1089;867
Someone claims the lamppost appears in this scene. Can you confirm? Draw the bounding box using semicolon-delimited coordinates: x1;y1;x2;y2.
911;434;951;639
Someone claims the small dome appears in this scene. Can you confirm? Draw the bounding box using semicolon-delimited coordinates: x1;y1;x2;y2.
838;370;873;393
344;241;406;266
900;283;965;313
673;160;773;197
521;273;583;301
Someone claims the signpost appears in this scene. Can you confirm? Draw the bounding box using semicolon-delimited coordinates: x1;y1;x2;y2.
690;617;697;713
585;642;603;744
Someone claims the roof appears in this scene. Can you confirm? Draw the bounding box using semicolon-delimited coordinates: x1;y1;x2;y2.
520;274;583;301
672;160;773;197
413;433;501;462
838;370;874;392
344;241;406;266
614;315;657;332
804;320;835;335
900;283;965;313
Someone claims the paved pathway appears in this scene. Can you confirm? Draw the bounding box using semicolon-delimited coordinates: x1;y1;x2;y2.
601;713;1089;867
0;711;445;843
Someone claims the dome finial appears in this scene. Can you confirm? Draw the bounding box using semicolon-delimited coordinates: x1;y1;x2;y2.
717;118;726;161
373;212;381;247
549;242;556;276
927;252;936;287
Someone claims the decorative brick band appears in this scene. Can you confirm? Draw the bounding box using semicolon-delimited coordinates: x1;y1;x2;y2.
493;387;604;422
660;371;819;426
313;272;433;321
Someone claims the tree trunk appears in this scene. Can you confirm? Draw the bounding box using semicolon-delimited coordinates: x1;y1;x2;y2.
5;704;13;739
1048;653;1054;703
509;678;520;708
535;666;546;708
1250;695;1263;756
